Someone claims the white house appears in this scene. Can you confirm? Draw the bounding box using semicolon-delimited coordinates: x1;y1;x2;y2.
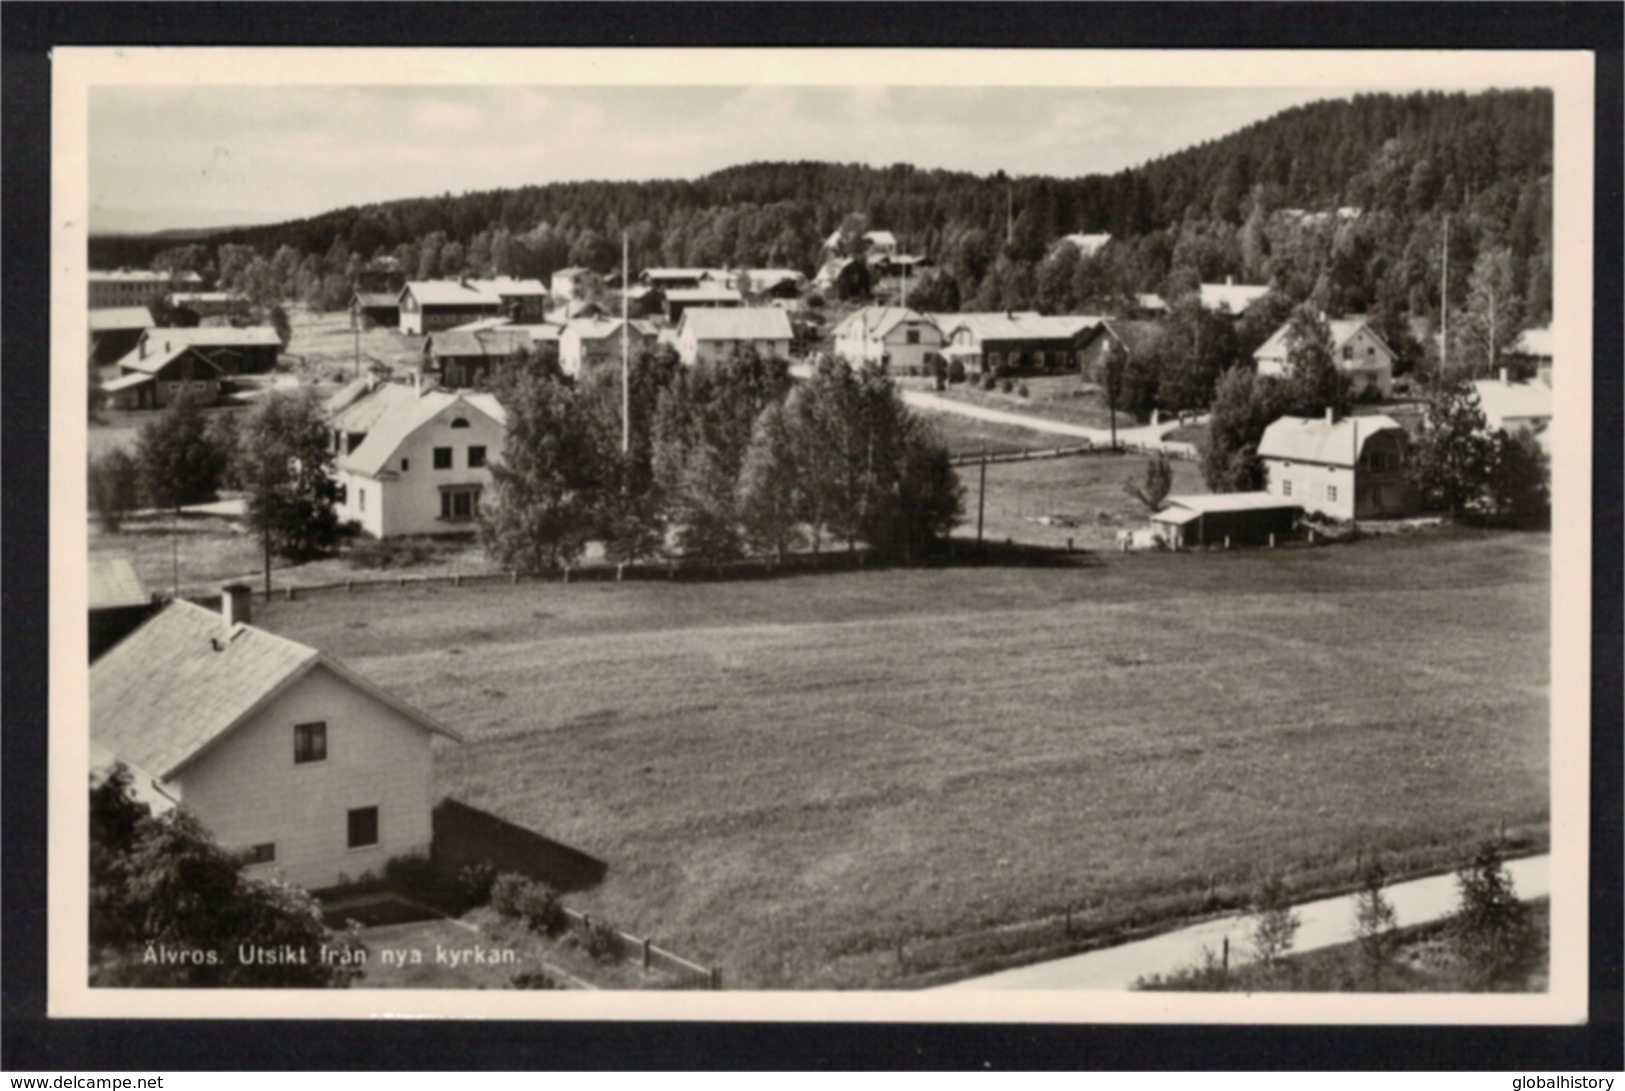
558;317;659;377
1255;316;1396;399
675;307;794;366
330;377;507;538
90;592;462;892
550;267;600;302
1258;411;1417;521
831;307;945;372
1199;277;1272;316
1473;370;1553;452
822;229;898;258
1053;233;1112;259
397;281;504;335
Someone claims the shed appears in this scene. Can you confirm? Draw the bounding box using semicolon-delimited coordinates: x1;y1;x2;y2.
89;553;155;661
1150;493;1301;550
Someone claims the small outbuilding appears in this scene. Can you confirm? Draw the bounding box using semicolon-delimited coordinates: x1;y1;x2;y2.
1150;492;1302;550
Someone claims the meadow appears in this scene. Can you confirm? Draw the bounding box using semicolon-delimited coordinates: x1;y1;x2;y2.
259;528;1551;988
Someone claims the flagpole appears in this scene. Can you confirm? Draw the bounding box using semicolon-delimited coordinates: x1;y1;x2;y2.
621;232;630;456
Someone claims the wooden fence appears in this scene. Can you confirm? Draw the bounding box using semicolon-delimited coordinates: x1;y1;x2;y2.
557;906;723;990
948;439;1199;467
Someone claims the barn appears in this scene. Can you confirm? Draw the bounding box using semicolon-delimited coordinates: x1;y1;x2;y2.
1150;493;1302;549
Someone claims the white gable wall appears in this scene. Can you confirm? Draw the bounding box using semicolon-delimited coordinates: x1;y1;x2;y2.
336;400;506;538
171;664;438;891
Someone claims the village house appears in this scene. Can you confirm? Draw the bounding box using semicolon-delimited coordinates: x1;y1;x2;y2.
663;286;744;324
1255;316;1396;399
1150;493;1302;550
545;299;608;325
1075;319;1166;385
822;229;898;260
168;291;250;320
102;326;282;410
89;268;204;310
734;269;807;298
937;312;1104;377
832;307;945;372
1199;277;1272;316
1053;232;1112;259
559;316;659;377
90;590;462;892
329;375;507;538
675;307;794;367
119;326;283;376
466;277;551;323
1506;327;1553;385
640;268;726;292
549;267;601;302
397;280;504;335
1258;411;1418;521
354;256;406;295
425;324;560;389
87;306;154;367
1473;370;1553;453
88;553;155;662
350;291;402;330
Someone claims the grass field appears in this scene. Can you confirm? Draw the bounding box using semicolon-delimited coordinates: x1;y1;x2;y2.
284;305;425;384
936;376;1132;431
258;528;1550;988
960;451;1208;551
915;409;1089;458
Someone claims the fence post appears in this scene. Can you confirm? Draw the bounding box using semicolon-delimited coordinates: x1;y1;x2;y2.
286;586;296;601
1065;903;1072;937
346;579;354;593
642;937;651;972
510;571;519;584
398;575;406;587
454;573;462;587
709;966;722;990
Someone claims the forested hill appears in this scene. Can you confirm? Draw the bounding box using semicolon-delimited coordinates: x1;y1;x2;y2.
92;88;1552;324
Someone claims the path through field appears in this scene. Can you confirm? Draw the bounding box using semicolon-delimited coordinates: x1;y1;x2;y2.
937;854;1550;990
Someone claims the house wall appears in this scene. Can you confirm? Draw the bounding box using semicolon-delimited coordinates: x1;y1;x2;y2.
685;336;791;368
836;318;943;371
1263;430;1416;521
335;402;505;538
1264;458;1357;521
1259;326;1394;397
171;665;438;892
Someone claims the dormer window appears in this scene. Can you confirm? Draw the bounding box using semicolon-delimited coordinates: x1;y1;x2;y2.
450;417;471;429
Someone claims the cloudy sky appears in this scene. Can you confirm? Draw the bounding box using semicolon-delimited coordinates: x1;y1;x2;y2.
88;84;1353;233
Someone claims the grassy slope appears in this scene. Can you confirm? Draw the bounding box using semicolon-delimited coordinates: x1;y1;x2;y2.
259;529;1550;988
963;452;1208;551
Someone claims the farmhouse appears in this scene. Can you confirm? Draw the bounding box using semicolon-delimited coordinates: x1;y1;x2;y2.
467;277;551;323
1149;493;1302;550
89;268;204;309
168;291;250;320
90;591;461;892
350;291;401;329
663;286;744;324
1254;316;1396;398
832;307;945;372
550;267;600;302
559;316;659;376
1075;319;1166;384
675;307;794;366
937;312;1103;376
115;326;282;376
103;329;270;410
641;268;726;292
1258;411;1417;521
1199;277;1271;316
88;307;154;367
1473;370;1553;449
426;325;559;389
88;553;155;662
330;376;507;538
397;280;505;335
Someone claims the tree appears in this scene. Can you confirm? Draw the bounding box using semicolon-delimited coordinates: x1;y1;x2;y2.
736;402;805;564
1201;366;1292;493
1281;304;1350;417
480;369;608;576
1455;246;1525;378
1409;376;1492;518
1450;841;1541;989
1124;452;1174;513
1249;872;1302;972
1483;427;1550;528
89;448;144;533
135;392;227;513
90;764;362;988
1351;858;1400;985
268;304;293;351
234;389;341;573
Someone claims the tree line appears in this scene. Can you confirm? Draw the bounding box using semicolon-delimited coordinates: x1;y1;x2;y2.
479;348;965;575
92;89;1551;332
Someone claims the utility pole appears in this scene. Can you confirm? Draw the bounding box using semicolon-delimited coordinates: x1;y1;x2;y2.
977;450;988;547
621;231;630;456
1440;214;1450;376
352;303;361;379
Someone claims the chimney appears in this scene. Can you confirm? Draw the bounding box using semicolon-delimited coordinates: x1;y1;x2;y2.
1326;406;1336;425
221;583;251;632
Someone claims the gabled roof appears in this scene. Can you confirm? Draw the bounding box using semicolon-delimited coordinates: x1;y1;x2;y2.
1082;319;1165;359
1258;414;1405;468
552;266;590;279
466;277;548;298
89;553;149;610
1156;492;1302;519
824;229;897;250
1056;233;1112;257
401;280;503;307
114;342;225;377
664;287;744;304
741;269;805;290
427;327;537;359
340;388;507;477
563;316;657;343
1472;377;1553;426
678;307;794;342
937;312;1102;343
102;372;157;392
91;600;459;782
832;307;940;341
1254;316;1390;362
1510;327;1553;359
88;307;154;333
352;291;401;309
1199;281;1271;314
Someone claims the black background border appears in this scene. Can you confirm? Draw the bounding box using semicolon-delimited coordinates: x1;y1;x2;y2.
4;2;1620;1072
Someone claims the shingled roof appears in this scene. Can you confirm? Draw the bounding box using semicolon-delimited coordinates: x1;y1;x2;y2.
89;553;149;610
1258;413;1405;468
339;388;507;478
678;307;793;342
91;600;459;782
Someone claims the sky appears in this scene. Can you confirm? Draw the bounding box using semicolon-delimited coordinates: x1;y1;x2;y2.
88;84;1356;234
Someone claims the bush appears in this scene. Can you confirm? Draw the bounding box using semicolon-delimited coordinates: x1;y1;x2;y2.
1017;383;1030;399
1450;842;1540;988
580;916;623;962
1001;379;1014;394
509;969;559;990
981;374;997;391
382;852;437;892
947;359;966;385
348;536;436;570
490;872;531;918
457;862;498;908
516;881;563;935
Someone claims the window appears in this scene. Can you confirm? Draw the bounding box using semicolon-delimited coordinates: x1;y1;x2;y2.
294;721;327;764
1327;485;1338;503
244;843;276;865
400;458;409;472
358;488;366;513
335;483;347;505
1281;479;1292;497
468;446;487;468
347;806;379;849
906;328;921;345
1343;346;1354;360
450;417;471;429
434;447;453;469
441;487;481;520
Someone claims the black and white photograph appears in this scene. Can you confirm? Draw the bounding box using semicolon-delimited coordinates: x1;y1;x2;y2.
46;45;1595;1025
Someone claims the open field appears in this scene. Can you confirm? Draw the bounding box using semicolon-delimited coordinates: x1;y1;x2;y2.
259;529;1550;988
914;409;1090;458
935;376;1134;432
284;304;424;385
960;451;1208;551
